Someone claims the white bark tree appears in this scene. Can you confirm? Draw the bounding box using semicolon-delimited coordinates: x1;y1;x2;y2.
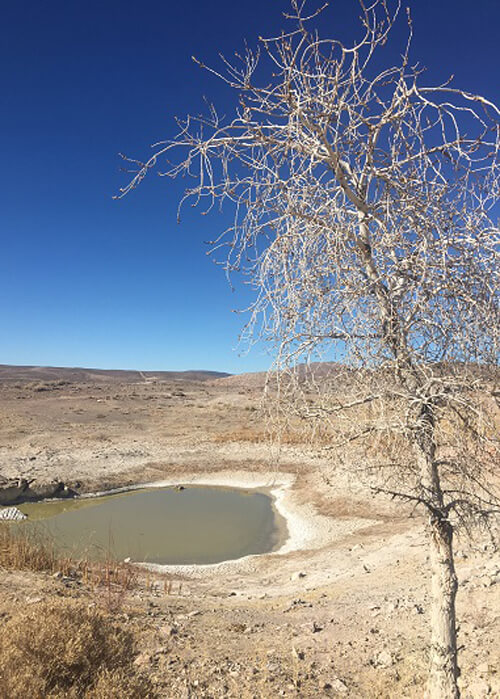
117;2;499;696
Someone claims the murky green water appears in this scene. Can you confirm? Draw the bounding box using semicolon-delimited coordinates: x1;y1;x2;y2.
17;486;286;565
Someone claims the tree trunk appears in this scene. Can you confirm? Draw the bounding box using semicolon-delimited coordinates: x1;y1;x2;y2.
415;406;460;699
357;206;462;697
426;515;460;699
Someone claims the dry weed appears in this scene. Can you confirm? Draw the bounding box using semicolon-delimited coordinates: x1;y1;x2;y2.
0;523;72;575
87;668;156;698
79;557;138;614
0;524;139;613
0;600;157;698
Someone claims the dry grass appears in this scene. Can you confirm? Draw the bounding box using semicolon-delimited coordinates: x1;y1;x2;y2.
0;524;138;613
87;668;156;698
212;427;309;445
80;557;139;613
0;600;156;698
0;522;73;575
212;427;269;444
353;656;427;698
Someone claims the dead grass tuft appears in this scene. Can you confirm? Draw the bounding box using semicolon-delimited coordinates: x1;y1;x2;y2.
0;523;73;575
0;600;157;698
87;668;156;698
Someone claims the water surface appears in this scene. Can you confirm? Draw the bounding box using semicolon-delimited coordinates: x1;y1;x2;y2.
18;486;286;565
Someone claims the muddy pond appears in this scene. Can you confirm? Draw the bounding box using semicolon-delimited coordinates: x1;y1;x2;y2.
17;486;287;565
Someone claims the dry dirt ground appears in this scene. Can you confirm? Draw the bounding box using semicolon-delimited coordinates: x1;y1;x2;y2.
0;368;498;697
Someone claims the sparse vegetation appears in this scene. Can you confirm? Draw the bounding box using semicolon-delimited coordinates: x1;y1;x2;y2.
0;524;138;614
0;523;72;575
0;600;156;699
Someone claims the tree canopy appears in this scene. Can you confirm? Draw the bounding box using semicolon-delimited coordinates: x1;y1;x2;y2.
118;2;499;696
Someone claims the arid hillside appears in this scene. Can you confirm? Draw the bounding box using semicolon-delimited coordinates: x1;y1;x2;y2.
0;364;498;698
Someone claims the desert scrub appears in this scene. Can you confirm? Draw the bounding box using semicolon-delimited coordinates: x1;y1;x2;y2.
0;600;156;698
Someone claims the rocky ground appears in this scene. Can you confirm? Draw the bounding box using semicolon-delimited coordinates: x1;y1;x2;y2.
0;368;498;697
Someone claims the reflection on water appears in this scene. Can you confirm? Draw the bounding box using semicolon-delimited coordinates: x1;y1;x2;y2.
17;486;286;565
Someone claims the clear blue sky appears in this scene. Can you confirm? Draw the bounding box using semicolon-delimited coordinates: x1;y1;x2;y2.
1;0;498;373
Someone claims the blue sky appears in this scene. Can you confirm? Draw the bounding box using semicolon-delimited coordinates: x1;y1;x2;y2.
1;0;498;374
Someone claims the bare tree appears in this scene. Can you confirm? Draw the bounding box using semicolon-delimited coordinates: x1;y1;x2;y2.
117;2;499;696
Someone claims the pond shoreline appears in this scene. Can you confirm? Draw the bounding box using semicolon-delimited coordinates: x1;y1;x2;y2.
7;470;377;578
93;470;376;578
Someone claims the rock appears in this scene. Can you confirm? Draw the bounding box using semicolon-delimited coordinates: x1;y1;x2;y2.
326;678;348;693
0;478;77;505
133;652;151;667
161;624;178;636
266;660;280;674
27;480;67;500
311;622;324;633
374;650;393;668
291;571;307;581
477;662;489;675
291;598;310;607
0;506;27;521
0;479;31;505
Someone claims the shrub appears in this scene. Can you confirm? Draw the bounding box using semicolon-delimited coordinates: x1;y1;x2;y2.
0;600;157;698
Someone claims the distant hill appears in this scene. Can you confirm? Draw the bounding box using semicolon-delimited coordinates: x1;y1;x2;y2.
0;364;231;384
213;362;345;389
213;360;498;392
213;370;268;390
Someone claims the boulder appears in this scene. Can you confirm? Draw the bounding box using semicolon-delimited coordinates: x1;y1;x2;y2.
0;478;31;505
0;478;78;505
25;480;66;500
